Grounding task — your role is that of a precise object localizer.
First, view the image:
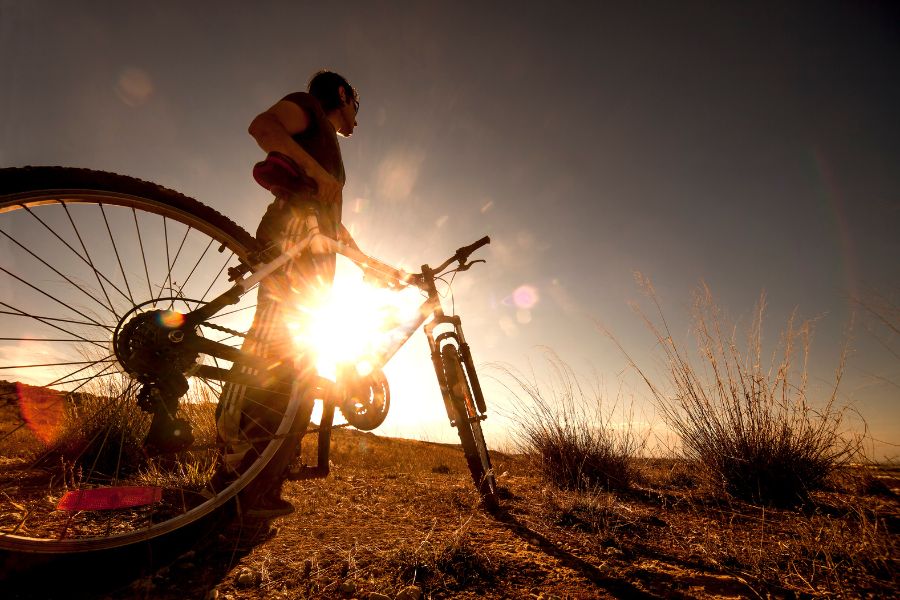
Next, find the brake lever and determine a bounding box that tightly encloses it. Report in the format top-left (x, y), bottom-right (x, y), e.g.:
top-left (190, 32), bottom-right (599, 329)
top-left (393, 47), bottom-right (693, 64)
top-left (457, 259), bottom-right (486, 272)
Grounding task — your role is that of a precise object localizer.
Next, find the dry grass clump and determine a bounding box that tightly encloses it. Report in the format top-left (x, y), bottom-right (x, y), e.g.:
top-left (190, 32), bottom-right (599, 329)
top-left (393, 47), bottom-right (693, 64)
top-left (688, 493), bottom-right (897, 596)
top-left (385, 523), bottom-right (502, 593)
top-left (625, 280), bottom-right (862, 507)
top-left (34, 378), bottom-right (148, 477)
top-left (32, 376), bottom-right (219, 488)
top-left (500, 355), bottom-right (643, 492)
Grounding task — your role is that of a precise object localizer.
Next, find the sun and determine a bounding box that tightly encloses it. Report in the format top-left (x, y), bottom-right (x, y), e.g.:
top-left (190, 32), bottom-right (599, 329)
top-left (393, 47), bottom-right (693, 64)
top-left (288, 259), bottom-right (425, 382)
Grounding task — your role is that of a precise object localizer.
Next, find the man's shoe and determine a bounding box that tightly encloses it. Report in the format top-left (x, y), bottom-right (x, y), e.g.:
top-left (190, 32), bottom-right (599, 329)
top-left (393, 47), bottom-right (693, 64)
top-left (245, 496), bottom-right (295, 519)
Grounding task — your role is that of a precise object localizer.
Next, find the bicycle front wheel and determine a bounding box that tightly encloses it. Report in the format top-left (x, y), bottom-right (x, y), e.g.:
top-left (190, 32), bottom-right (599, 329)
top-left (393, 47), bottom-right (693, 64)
top-left (440, 345), bottom-right (498, 508)
top-left (0, 167), bottom-right (298, 553)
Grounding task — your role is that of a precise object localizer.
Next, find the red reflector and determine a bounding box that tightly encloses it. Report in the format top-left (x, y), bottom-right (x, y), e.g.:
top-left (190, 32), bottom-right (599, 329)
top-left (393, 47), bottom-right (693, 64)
top-left (57, 487), bottom-right (163, 511)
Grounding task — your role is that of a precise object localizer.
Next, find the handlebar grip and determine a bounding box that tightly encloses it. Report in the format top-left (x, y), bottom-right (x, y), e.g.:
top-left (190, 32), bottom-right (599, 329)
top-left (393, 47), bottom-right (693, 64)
top-left (457, 236), bottom-right (491, 258)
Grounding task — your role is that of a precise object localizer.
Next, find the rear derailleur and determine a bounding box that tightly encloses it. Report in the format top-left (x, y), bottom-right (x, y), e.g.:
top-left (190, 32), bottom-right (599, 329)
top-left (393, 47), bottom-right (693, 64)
top-left (137, 377), bottom-right (194, 455)
top-left (114, 307), bottom-right (199, 454)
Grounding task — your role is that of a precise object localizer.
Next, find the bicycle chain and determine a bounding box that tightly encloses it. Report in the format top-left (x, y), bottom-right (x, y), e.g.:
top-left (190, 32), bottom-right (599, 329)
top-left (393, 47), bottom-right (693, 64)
top-left (200, 321), bottom-right (250, 340)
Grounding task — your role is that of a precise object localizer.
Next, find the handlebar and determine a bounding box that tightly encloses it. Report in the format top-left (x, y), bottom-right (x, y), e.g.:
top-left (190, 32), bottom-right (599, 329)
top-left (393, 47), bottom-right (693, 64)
top-left (432, 235), bottom-right (491, 275)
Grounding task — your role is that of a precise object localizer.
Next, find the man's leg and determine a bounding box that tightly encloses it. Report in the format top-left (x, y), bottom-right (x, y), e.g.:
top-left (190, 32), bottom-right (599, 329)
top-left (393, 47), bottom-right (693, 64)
top-left (238, 361), bottom-right (316, 517)
top-left (216, 197), bottom-right (325, 517)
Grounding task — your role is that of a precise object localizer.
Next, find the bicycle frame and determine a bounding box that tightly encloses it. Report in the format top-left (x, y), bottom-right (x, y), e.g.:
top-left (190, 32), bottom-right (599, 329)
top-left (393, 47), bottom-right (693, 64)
top-left (178, 211), bottom-right (490, 474)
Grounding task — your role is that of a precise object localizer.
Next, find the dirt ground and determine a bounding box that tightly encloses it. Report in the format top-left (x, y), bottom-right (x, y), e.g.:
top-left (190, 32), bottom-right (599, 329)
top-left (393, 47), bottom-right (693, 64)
top-left (4, 428), bottom-right (899, 599)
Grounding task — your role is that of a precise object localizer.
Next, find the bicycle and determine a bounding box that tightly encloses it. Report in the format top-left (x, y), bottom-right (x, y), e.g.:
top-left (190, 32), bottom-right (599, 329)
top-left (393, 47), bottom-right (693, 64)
top-left (0, 166), bottom-right (497, 556)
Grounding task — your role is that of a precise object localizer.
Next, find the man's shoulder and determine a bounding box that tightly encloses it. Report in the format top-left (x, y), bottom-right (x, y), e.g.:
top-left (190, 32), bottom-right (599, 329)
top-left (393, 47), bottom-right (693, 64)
top-left (280, 92), bottom-right (323, 116)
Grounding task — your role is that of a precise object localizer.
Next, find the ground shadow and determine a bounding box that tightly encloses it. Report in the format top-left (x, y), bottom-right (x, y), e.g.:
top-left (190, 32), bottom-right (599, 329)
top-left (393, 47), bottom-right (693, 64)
top-left (0, 508), bottom-right (275, 600)
top-left (489, 506), bottom-right (660, 599)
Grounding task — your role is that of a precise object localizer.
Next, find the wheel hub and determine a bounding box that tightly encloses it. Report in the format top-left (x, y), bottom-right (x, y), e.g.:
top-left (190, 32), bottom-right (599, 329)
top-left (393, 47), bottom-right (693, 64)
top-left (115, 309), bottom-right (198, 381)
top-left (114, 308), bottom-right (199, 453)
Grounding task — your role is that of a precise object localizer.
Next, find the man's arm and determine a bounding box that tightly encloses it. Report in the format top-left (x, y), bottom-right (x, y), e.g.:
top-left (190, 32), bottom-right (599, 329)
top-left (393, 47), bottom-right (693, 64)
top-left (337, 223), bottom-right (360, 251)
top-left (248, 100), bottom-right (342, 205)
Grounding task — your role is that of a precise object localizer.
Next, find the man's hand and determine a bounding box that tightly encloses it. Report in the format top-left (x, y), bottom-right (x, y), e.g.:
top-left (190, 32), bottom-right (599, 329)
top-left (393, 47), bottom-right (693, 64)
top-left (309, 163), bottom-right (343, 207)
top-left (249, 99), bottom-right (343, 206)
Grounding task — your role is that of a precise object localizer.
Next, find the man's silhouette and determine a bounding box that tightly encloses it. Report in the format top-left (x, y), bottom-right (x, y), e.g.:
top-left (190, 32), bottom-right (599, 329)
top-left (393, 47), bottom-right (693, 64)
top-left (216, 70), bottom-right (362, 517)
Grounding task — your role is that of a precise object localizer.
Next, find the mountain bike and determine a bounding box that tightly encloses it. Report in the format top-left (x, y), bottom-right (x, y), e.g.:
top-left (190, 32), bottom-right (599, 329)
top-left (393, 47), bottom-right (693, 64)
top-left (0, 166), bottom-right (497, 556)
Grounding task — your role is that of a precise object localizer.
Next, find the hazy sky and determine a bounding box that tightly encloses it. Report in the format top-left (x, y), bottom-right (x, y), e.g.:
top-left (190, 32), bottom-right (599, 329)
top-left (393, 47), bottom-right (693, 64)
top-left (2, 1), bottom-right (898, 457)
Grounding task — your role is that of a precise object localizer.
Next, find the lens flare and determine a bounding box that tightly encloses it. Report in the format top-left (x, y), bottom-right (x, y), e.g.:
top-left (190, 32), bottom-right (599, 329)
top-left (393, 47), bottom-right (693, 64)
top-left (290, 269), bottom-right (424, 381)
top-left (512, 284), bottom-right (539, 309)
top-left (157, 311), bottom-right (185, 329)
top-left (17, 383), bottom-right (66, 445)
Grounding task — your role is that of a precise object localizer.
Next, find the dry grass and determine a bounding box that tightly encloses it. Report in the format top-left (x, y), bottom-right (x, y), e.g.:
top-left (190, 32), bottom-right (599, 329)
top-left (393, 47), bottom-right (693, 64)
top-left (5, 427), bottom-right (897, 599)
top-left (4, 373), bottom-right (220, 492)
top-left (498, 355), bottom-right (644, 492)
top-left (620, 280), bottom-right (862, 506)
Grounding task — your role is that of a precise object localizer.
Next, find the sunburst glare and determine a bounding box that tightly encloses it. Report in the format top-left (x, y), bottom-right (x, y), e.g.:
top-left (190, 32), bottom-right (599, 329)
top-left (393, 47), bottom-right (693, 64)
top-left (289, 261), bottom-right (426, 381)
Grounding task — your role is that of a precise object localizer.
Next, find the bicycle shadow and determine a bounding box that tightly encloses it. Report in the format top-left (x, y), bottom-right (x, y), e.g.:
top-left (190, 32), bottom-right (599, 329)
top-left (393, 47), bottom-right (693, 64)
top-left (132, 515), bottom-right (275, 599)
top-left (488, 505), bottom-right (660, 599)
top-left (0, 510), bottom-right (269, 600)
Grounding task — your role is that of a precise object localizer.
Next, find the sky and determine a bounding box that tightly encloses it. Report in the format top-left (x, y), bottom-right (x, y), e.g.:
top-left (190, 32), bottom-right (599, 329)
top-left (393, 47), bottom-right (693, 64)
top-left (2, 1), bottom-right (898, 459)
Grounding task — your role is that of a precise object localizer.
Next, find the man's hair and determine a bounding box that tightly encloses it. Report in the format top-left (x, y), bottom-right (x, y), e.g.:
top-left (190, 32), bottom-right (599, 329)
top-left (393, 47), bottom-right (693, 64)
top-left (307, 70), bottom-right (356, 112)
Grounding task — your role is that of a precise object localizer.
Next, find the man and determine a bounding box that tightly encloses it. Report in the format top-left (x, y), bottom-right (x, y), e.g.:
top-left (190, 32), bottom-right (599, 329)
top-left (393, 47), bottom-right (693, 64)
top-left (216, 70), bottom-right (361, 518)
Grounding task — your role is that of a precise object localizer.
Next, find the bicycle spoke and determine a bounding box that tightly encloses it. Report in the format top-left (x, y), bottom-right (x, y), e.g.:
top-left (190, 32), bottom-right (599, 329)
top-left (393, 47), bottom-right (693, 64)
top-left (209, 304), bottom-right (256, 320)
top-left (166, 226), bottom-right (191, 310)
top-left (0, 168), bottom-right (278, 550)
top-left (133, 207), bottom-right (154, 305)
top-left (44, 354), bottom-right (116, 388)
top-left (158, 216), bottom-right (172, 304)
top-left (25, 372), bottom-right (124, 469)
top-left (0, 228), bottom-right (117, 319)
top-left (0, 420), bottom-right (27, 444)
top-left (0, 303), bottom-right (110, 355)
top-left (61, 201), bottom-right (121, 318)
top-left (0, 267), bottom-right (112, 332)
top-left (47, 367), bottom-right (120, 389)
top-left (0, 302), bottom-right (110, 350)
top-left (0, 359), bottom-right (115, 370)
top-left (99, 204), bottom-right (135, 312)
top-left (20, 204), bottom-right (132, 305)
top-left (199, 252), bottom-right (235, 302)
top-left (0, 337), bottom-right (108, 343)
top-left (174, 237), bottom-right (214, 302)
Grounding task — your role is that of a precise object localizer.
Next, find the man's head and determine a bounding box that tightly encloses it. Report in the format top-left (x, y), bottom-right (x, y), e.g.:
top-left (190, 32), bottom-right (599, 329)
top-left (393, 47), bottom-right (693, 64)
top-left (308, 70), bottom-right (358, 137)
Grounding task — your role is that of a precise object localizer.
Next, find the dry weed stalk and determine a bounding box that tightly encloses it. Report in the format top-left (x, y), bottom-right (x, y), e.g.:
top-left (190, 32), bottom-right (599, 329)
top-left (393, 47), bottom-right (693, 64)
top-left (498, 353), bottom-right (644, 492)
top-left (620, 277), bottom-right (862, 506)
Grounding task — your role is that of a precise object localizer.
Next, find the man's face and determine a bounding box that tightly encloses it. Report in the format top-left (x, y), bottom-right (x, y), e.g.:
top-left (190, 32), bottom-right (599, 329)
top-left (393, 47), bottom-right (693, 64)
top-left (336, 87), bottom-right (358, 137)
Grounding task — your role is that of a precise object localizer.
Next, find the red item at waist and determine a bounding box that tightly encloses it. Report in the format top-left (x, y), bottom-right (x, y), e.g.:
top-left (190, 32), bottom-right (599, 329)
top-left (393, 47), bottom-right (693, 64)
top-left (253, 152), bottom-right (316, 194)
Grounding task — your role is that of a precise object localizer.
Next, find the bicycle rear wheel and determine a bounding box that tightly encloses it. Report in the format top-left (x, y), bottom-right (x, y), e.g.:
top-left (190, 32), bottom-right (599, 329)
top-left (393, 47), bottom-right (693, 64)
top-left (0, 166), bottom-right (300, 553)
top-left (440, 345), bottom-right (498, 508)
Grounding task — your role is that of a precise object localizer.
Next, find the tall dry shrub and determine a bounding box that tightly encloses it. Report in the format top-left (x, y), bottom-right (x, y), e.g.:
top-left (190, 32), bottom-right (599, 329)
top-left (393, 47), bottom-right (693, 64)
top-left (500, 354), bottom-right (643, 491)
top-left (622, 279), bottom-right (861, 506)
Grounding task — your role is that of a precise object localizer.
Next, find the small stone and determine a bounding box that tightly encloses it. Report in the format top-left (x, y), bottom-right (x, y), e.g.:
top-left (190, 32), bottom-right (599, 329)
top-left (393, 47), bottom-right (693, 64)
top-left (207, 590), bottom-right (220, 600)
top-left (396, 585), bottom-right (422, 600)
top-left (236, 567), bottom-right (257, 587)
top-left (369, 593), bottom-right (391, 600)
top-left (339, 580), bottom-right (357, 594)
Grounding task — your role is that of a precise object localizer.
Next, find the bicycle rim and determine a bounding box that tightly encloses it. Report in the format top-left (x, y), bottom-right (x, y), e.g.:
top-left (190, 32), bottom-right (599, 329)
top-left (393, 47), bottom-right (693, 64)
top-left (0, 167), bottom-right (297, 553)
top-left (440, 345), bottom-right (497, 504)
